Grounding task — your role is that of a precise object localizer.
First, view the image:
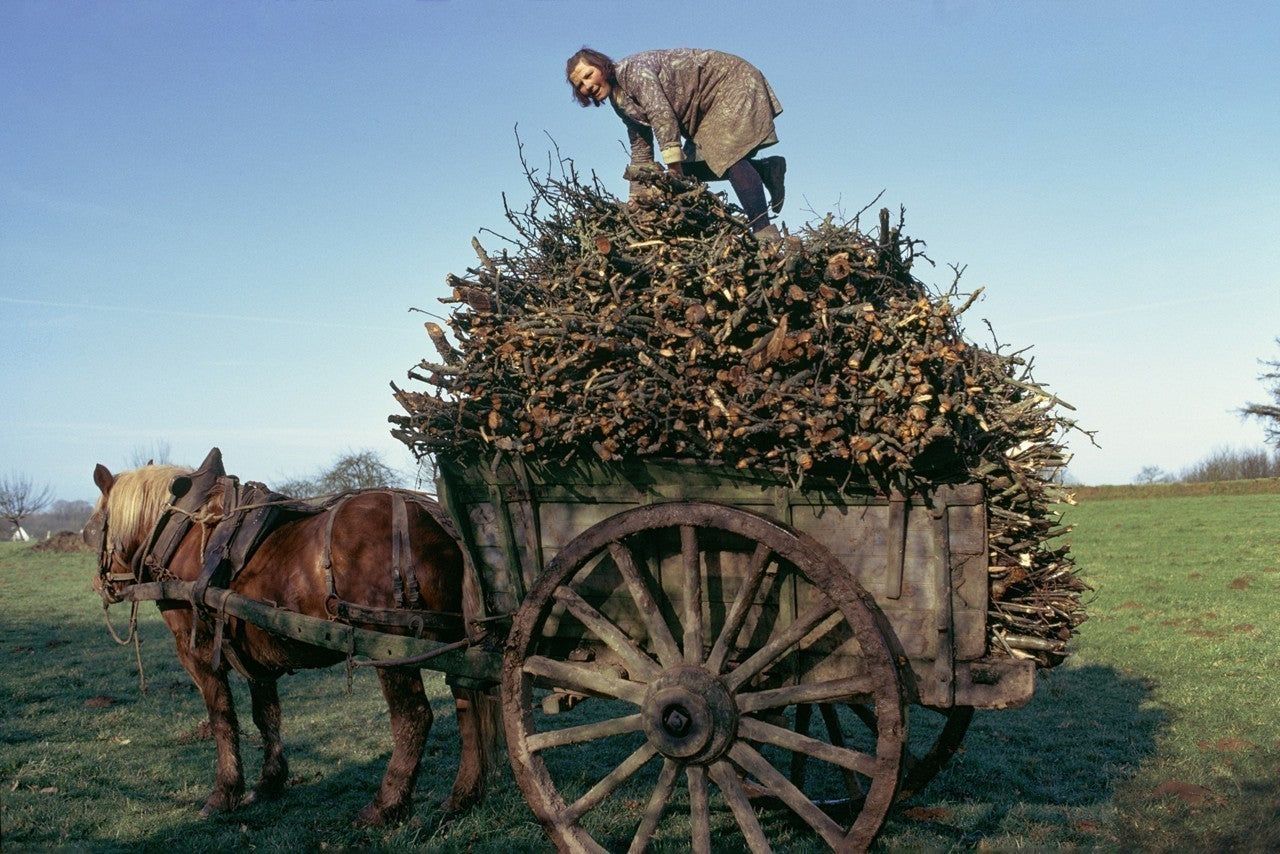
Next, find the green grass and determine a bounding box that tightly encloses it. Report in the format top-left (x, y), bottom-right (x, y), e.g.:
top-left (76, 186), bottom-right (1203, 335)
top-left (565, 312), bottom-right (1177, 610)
top-left (1, 489), bottom-right (1277, 851)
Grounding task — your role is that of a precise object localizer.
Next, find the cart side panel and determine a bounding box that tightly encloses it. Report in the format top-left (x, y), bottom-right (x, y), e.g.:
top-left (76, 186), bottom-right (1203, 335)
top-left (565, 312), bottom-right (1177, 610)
top-left (947, 501), bottom-right (988, 661)
top-left (463, 502), bottom-right (517, 612)
top-left (791, 502), bottom-right (947, 660)
top-left (438, 458), bottom-right (1006, 705)
top-left (436, 461), bottom-right (533, 619)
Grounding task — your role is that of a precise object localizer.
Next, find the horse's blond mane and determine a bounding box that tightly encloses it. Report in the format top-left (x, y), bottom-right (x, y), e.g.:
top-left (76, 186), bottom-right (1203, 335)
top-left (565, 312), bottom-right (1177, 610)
top-left (102, 464), bottom-right (193, 553)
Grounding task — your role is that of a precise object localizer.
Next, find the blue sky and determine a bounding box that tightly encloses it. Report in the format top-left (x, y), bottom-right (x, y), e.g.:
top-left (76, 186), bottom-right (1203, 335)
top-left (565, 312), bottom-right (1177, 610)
top-left (3, 0), bottom-right (1277, 500)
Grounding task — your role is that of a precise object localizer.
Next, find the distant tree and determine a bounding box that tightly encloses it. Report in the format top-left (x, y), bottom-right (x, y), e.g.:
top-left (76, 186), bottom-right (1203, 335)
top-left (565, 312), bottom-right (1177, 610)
top-left (275, 450), bottom-right (403, 497)
top-left (1242, 339), bottom-right (1280, 448)
top-left (1180, 446), bottom-right (1280, 483)
top-left (0, 473), bottom-right (54, 535)
top-left (1134, 465), bottom-right (1171, 485)
top-left (271, 475), bottom-right (319, 498)
top-left (414, 455), bottom-right (439, 492)
top-left (128, 439), bottom-right (173, 468)
top-left (317, 450), bottom-right (402, 492)
top-left (26, 499), bottom-right (97, 536)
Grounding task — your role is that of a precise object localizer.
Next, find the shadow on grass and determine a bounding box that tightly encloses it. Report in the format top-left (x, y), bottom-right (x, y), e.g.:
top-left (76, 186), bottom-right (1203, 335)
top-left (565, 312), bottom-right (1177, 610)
top-left (1195, 753), bottom-right (1280, 850)
top-left (881, 662), bottom-right (1166, 843)
top-left (9, 602), bottom-right (1271, 850)
top-left (2, 608), bottom-right (499, 850)
top-left (1112, 744), bottom-right (1280, 850)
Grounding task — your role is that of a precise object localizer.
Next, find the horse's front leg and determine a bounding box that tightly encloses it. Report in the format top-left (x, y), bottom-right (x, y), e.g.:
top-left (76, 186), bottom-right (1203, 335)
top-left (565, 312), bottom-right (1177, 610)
top-left (243, 676), bottom-right (288, 804)
top-left (162, 608), bottom-right (244, 815)
top-left (357, 665), bottom-right (432, 826)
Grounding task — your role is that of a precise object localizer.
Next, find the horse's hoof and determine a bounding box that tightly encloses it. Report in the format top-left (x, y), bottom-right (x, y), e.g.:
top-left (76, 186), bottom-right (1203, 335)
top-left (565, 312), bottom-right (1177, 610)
top-left (244, 778), bottom-right (286, 805)
top-left (440, 791), bottom-right (480, 815)
top-left (354, 801), bottom-right (409, 827)
top-left (199, 795), bottom-right (239, 816)
top-left (242, 787), bottom-right (278, 806)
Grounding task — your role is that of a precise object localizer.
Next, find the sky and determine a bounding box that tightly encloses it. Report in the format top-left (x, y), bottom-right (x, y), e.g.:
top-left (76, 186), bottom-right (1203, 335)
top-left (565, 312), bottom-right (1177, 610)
top-left (3, 0), bottom-right (1277, 501)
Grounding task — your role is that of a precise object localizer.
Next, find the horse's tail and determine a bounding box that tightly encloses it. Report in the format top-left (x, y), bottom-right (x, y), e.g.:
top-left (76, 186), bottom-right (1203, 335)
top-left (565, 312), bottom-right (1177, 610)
top-left (460, 552), bottom-right (504, 776)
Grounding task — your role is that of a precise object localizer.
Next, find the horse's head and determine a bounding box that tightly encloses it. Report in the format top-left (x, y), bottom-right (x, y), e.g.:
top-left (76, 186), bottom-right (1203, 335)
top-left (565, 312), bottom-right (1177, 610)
top-left (84, 460), bottom-right (195, 604)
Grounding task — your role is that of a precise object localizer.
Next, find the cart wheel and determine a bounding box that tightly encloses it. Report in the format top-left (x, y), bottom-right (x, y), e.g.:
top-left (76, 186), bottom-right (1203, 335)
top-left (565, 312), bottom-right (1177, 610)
top-left (502, 502), bottom-right (905, 852)
top-left (849, 704), bottom-right (973, 801)
top-left (781, 704), bottom-right (972, 804)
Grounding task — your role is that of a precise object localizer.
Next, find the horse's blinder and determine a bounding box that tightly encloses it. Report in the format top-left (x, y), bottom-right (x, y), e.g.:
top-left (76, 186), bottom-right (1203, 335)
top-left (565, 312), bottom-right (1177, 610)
top-left (86, 504), bottom-right (136, 604)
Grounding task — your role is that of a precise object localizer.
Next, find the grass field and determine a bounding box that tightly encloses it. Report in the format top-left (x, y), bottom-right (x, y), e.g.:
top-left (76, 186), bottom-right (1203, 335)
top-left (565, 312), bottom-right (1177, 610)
top-left (2, 487), bottom-right (1277, 850)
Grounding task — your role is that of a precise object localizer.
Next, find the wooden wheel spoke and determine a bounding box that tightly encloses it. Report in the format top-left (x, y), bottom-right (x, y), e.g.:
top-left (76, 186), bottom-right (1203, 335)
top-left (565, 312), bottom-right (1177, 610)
top-left (706, 542), bottom-right (773, 673)
top-left (820, 703), bottom-right (867, 801)
top-left (628, 758), bottom-right (681, 854)
top-left (789, 703), bottom-right (815, 787)
top-left (738, 715), bottom-right (878, 777)
top-left (820, 703), bottom-right (848, 749)
top-left (680, 525), bottom-right (704, 663)
top-left (522, 655), bottom-right (647, 705)
top-left (737, 677), bottom-right (867, 713)
top-left (552, 585), bottom-right (661, 682)
top-left (609, 541), bottom-right (682, 668)
top-left (688, 765), bottom-right (712, 854)
top-left (729, 742), bottom-right (846, 849)
top-left (849, 703), bottom-right (878, 734)
top-left (725, 601), bottom-right (842, 691)
top-left (708, 760), bottom-right (771, 854)
top-left (526, 713), bottom-right (644, 753)
top-left (564, 742), bottom-right (658, 824)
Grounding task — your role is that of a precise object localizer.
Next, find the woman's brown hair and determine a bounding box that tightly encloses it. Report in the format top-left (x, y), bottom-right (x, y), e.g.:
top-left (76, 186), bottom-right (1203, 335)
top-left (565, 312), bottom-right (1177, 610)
top-left (565, 47), bottom-right (616, 107)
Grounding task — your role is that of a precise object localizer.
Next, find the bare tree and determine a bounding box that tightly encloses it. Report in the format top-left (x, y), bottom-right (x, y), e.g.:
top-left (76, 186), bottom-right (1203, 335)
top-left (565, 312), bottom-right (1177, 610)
top-left (1134, 465), bottom-right (1171, 485)
top-left (274, 450), bottom-right (404, 497)
top-left (414, 455), bottom-right (439, 492)
top-left (25, 499), bottom-right (96, 536)
top-left (0, 473), bottom-right (54, 535)
top-left (128, 439), bottom-right (173, 468)
top-left (1242, 338), bottom-right (1280, 447)
top-left (317, 450), bottom-right (402, 492)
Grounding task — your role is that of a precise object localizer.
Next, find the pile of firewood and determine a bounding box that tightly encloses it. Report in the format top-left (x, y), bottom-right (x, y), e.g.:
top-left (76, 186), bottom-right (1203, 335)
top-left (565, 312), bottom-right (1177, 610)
top-left (391, 164), bottom-right (1089, 666)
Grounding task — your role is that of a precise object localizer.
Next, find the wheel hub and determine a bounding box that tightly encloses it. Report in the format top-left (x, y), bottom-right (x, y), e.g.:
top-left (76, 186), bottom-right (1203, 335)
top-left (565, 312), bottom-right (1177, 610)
top-left (642, 665), bottom-right (737, 763)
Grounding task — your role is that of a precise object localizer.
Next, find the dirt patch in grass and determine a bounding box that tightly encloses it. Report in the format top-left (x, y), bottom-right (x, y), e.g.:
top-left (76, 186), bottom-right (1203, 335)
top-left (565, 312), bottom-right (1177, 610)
top-left (177, 720), bottom-right (214, 742)
top-left (1150, 780), bottom-right (1224, 806)
top-left (1227, 577), bottom-right (1251, 589)
top-left (1197, 738), bottom-right (1254, 753)
top-left (30, 532), bottom-right (92, 554)
top-left (85, 695), bottom-right (117, 708)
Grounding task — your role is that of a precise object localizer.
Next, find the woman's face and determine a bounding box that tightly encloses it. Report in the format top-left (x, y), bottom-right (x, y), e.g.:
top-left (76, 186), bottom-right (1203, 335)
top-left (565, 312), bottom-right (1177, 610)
top-left (570, 60), bottom-right (611, 103)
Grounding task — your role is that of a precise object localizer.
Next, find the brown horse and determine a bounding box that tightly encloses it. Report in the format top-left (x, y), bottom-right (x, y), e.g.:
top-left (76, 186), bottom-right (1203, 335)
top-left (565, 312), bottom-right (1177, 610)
top-left (83, 450), bottom-right (497, 824)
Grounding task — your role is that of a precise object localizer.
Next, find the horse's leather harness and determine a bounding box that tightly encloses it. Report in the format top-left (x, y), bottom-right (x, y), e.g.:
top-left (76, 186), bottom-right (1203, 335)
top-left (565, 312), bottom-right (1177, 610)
top-left (109, 451), bottom-right (465, 662)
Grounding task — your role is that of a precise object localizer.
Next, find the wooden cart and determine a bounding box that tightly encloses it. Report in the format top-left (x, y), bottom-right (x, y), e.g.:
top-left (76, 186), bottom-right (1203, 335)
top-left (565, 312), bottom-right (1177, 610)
top-left (435, 455), bottom-right (1034, 851)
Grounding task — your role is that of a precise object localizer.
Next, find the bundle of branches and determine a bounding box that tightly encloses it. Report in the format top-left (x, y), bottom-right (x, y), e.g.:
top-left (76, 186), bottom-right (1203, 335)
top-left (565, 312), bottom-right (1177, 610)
top-left (391, 162), bottom-right (1089, 665)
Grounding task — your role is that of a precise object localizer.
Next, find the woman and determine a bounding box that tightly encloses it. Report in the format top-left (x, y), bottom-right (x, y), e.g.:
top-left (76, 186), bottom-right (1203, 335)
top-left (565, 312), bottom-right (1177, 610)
top-left (566, 47), bottom-right (787, 238)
